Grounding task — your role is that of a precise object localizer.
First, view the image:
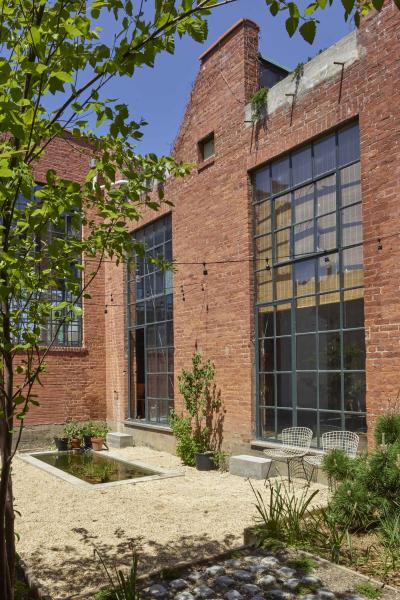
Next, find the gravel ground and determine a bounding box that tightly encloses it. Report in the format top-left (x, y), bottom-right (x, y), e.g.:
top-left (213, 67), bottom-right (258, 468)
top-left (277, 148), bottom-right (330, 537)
top-left (14, 446), bottom-right (327, 599)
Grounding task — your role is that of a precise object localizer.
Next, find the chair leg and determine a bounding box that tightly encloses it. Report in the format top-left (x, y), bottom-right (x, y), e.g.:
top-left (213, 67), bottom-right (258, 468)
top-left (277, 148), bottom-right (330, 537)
top-left (287, 459), bottom-right (291, 485)
top-left (265, 458), bottom-right (273, 482)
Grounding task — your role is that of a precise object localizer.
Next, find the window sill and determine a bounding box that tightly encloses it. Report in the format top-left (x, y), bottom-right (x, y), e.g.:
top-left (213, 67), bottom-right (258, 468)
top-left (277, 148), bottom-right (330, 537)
top-left (197, 156), bottom-right (215, 172)
top-left (250, 439), bottom-right (323, 455)
top-left (16, 345), bottom-right (88, 354)
top-left (124, 419), bottom-right (173, 434)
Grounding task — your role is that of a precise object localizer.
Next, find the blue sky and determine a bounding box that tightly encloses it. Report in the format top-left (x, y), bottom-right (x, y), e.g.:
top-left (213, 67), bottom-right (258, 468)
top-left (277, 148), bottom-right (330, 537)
top-left (104, 1), bottom-right (354, 156)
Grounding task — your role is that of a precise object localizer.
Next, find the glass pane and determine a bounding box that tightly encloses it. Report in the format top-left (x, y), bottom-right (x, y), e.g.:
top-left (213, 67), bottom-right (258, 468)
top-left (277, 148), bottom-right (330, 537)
top-left (256, 270), bottom-right (273, 303)
top-left (165, 241), bottom-right (172, 262)
top-left (276, 303), bottom-right (291, 336)
top-left (319, 331), bottom-right (341, 369)
top-left (297, 334), bottom-right (316, 370)
top-left (294, 184), bottom-right (314, 223)
top-left (255, 234), bottom-right (272, 269)
top-left (296, 297), bottom-right (316, 333)
top-left (343, 292), bottom-right (364, 329)
top-left (166, 294), bottom-right (173, 320)
top-left (320, 411), bottom-right (342, 436)
top-left (155, 297), bottom-right (165, 322)
top-left (168, 347), bottom-right (174, 372)
top-left (338, 123), bottom-right (359, 166)
top-left (294, 259), bottom-right (315, 297)
top-left (255, 200), bottom-right (272, 236)
top-left (156, 323), bottom-right (167, 346)
top-left (275, 228), bottom-right (290, 261)
top-left (259, 374), bottom-right (274, 406)
top-left (155, 271), bottom-right (164, 295)
top-left (344, 372), bottom-right (365, 412)
top-left (276, 337), bottom-right (291, 371)
top-left (294, 220), bottom-right (314, 256)
top-left (275, 265), bottom-right (292, 300)
top-left (318, 293), bottom-right (340, 330)
top-left (319, 253), bottom-right (339, 292)
top-left (341, 163), bottom-right (361, 207)
top-left (275, 193), bottom-right (291, 228)
top-left (147, 374), bottom-right (157, 397)
top-left (297, 372), bottom-right (317, 408)
top-left (277, 374), bottom-right (292, 407)
top-left (146, 300), bottom-right (155, 324)
top-left (258, 306), bottom-right (274, 338)
top-left (319, 372), bottom-right (341, 410)
top-left (254, 167), bottom-right (271, 202)
top-left (343, 330), bottom-right (365, 370)
top-left (260, 407), bottom-right (276, 438)
top-left (297, 410), bottom-right (317, 440)
top-left (165, 217), bottom-right (172, 241)
top-left (136, 302), bottom-right (145, 326)
top-left (342, 204), bottom-right (362, 246)
top-left (276, 410), bottom-right (293, 436)
top-left (316, 175), bottom-right (336, 215)
top-left (146, 324), bottom-right (156, 347)
top-left (166, 321), bottom-right (173, 345)
top-left (314, 134), bottom-right (336, 176)
top-left (272, 157), bottom-right (290, 194)
top-left (343, 246), bottom-right (363, 288)
top-left (168, 375), bottom-right (174, 399)
top-left (344, 413), bottom-right (367, 434)
top-left (317, 213), bottom-right (336, 251)
top-left (259, 339), bottom-right (274, 372)
top-left (292, 146), bottom-right (312, 186)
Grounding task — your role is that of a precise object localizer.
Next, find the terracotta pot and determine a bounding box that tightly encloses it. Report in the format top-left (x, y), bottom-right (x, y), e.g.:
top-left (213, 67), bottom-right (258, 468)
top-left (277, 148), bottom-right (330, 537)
top-left (70, 438), bottom-right (81, 449)
top-left (91, 437), bottom-right (105, 451)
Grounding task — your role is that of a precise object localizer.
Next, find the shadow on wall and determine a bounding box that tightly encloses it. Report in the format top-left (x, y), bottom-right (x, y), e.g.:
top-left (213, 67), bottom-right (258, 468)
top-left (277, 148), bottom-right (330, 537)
top-left (26, 527), bottom-right (237, 598)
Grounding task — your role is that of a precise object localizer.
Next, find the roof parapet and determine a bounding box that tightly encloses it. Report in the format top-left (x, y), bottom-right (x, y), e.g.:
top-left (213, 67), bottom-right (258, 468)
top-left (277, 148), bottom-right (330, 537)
top-left (198, 18), bottom-right (259, 62)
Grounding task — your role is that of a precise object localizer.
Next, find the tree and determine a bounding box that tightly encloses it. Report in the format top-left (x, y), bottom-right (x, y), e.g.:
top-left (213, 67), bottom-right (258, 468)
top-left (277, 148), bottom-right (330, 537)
top-left (0, 1), bottom-right (240, 598)
top-left (0, 0), bottom-right (398, 598)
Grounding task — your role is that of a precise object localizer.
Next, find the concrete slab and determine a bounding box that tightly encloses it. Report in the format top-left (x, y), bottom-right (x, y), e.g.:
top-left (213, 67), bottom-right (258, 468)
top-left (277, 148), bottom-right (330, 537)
top-left (107, 432), bottom-right (134, 448)
top-left (229, 454), bottom-right (271, 479)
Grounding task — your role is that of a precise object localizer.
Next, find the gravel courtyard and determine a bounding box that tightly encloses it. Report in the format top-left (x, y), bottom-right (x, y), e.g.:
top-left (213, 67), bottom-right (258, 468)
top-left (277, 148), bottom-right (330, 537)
top-left (14, 446), bottom-right (327, 599)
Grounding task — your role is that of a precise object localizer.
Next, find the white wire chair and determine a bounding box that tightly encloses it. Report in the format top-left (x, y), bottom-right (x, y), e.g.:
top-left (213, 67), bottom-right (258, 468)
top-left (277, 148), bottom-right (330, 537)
top-left (304, 430), bottom-right (360, 484)
top-left (263, 427), bottom-right (313, 483)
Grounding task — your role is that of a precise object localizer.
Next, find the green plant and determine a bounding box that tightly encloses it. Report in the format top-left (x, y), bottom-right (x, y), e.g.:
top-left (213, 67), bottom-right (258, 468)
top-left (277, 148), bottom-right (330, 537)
top-left (82, 462), bottom-right (115, 483)
top-left (91, 422), bottom-right (111, 439)
top-left (82, 422), bottom-right (95, 437)
top-left (322, 448), bottom-right (355, 483)
top-left (250, 87), bottom-right (268, 123)
top-left (306, 506), bottom-right (352, 563)
top-left (95, 546), bottom-right (139, 600)
top-left (355, 582), bottom-right (381, 599)
top-left (63, 422), bottom-right (82, 440)
top-left (295, 583), bottom-right (318, 595)
top-left (211, 450), bottom-right (229, 472)
top-left (170, 353), bottom-right (222, 466)
top-left (374, 410), bottom-right (400, 446)
top-left (286, 557), bottom-right (316, 573)
top-left (95, 588), bottom-right (116, 600)
top-left (250, 479), bottom-right (319, 547)
top-left (378, 510), bottom-right (400, 574)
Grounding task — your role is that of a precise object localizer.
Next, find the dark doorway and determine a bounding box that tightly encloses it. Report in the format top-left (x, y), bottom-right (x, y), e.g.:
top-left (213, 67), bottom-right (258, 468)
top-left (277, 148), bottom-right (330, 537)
top-left (135, 328), bottom-right (145, 419)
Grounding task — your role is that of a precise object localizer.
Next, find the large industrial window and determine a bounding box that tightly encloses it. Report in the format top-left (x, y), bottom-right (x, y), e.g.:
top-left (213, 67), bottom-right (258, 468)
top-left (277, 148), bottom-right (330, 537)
top-left (252, 122), bottom-right (366, 446)
top-left (127, 214), bottom-right (173, 424)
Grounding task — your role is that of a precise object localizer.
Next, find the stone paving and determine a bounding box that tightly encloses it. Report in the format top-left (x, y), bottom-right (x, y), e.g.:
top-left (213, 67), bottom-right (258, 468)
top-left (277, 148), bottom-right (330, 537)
top-left (141, 550), bottom-right (371, 600)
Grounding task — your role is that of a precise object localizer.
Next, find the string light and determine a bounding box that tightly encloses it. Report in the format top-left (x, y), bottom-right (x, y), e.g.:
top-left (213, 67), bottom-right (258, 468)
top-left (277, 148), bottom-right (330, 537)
top-left (377, 238), bottom-right (383, 251)
top-left (203, 262), bottom-right (208, 276)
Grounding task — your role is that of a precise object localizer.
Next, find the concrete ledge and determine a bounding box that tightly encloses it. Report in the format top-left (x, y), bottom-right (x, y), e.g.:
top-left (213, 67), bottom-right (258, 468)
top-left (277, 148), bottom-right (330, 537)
top-left (229, 454), bottom-right (271, 479)
top-left (107, 432), bottom-right (133, 448)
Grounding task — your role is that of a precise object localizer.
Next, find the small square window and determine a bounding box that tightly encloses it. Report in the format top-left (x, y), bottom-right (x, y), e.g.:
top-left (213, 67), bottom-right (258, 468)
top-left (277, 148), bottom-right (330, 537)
top-left (199, 134), bottom-right (215, 161)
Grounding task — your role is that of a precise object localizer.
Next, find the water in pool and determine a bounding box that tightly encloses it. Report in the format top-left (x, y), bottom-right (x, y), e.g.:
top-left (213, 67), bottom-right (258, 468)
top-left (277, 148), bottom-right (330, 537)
top-left (36, 451), bottom-right (157, 484)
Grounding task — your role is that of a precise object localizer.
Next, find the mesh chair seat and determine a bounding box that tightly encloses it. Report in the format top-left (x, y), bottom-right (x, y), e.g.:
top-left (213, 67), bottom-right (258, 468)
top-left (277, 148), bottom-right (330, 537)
top-left (264, 446), bottom-right (309, 460)
top-left (304, 454), bottom-right (323, 468)
top-left (263, 427), bottom-right (313, 483)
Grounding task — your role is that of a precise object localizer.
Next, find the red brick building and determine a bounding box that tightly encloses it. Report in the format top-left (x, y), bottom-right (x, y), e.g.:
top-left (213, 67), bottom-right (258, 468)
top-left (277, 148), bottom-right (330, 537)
top-left (25, 3), bottom-right (400, 453)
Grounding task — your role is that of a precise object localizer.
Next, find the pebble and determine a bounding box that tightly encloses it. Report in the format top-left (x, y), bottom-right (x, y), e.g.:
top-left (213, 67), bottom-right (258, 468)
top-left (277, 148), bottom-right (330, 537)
top-left (301, 575), bottom-right (322, 586)
top-left (283, 578), bottom-right (300, 591)
top-left (188, 572), bottom-right (203, 583)
top-left (241, 583), bottom-right (260, 595)
top-left (193, 586), bottom-right (215, 598)
top-left (170, 579), bottom-right (188, 591)
top-left (317, 591), bottom-right (336, 599)
top-left (249, 565), bottom-right (268, 574)
top-left (206, 565), bottom-right (225, 577)
top-left (215, 576), bottom-right (235, 589)
top-left (258, 575), bottom-right (276, 587)
top-left (276, 567), bottom-right (296, 578)
top-left (176, 594), bottom-right (195, 600)
top-left (225, 591), bottom-right (243, 600)
top-left (149, 584), bottom-right (168, 598)
top-left (225, 559), bottom-right (243, 568)
top-left (298, 595), bottom-right (320, 600)
top-left (252, 596), bottom-right (266, 600)
top-left (260, 557), bottom-right (279, 568)
top-left (266, 591), bottom-right (292, 600)
top-left (233, 570), bottom-right (253, 582)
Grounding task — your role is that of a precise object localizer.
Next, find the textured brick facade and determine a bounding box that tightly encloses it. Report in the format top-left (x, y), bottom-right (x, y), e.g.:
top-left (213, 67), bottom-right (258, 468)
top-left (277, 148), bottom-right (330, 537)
top-left (28, 3), bottom-right (400, 451)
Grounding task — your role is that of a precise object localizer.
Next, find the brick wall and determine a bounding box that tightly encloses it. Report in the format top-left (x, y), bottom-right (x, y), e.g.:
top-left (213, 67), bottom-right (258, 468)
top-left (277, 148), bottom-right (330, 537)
top-left (107, 5), bottom-right (400, 450)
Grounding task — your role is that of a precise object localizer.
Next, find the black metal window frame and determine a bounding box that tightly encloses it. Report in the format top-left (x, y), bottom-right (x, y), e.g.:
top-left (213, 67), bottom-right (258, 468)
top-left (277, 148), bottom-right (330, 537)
top-left (127, 214), bottom-right (174, 425)
top-left (252, 121), bottom-right (366, 447)
top-left (13, 187), bottom-right (82, 348)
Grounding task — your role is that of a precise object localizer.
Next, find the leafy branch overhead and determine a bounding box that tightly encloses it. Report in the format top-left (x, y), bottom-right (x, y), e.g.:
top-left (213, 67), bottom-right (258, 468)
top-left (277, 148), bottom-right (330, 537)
top-left (265, 0), bottom-right (400, 44)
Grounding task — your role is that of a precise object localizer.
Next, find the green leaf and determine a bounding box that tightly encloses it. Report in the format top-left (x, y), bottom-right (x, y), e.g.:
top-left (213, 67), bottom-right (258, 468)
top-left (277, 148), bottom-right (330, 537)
top-left (341, 0), bottom-right (355, 15)
top-left (371, 0), bottom-right (384, 9)
top-left (0, 166), bottom-right (13, 177)
top-left (299, 20), bottom-right (317, 44)
top-left (51, 71), bottom-right (74, 83)
top-left (285, 15), bottom-right (299, 37)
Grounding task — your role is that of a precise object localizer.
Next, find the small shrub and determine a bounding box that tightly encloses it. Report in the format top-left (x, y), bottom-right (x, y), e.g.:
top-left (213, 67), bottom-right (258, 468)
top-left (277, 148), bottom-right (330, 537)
top-left (355, 582), bottom-right (381, 599)
top-left (212, 450), bottom-right (229, 471)
top-left (306, 506), bottom-right (352, 563)
top-left (374, 411), bottom-right (400, 446)
top-left (378, 510), bottom-right (400, 573)
top-left (295, 583), bottom-right (318, 595)
top-left (329, 479), bottom-right (382, 531)
top-left (95, 546), bottom-right (139, 600)
top-left (322, 448), bottom-right (355, 483)
top-left (287, 557), bottom-right (316, 573)
top-left (95, 589), bottom-right (116, 600)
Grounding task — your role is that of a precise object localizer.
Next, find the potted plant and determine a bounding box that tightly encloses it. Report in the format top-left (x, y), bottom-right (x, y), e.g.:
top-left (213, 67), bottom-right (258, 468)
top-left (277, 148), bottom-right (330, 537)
top-left (54, 434), bottom-right (69, 451)
top-left (90, 422), bottom-right (110, 451)
top-left (170, 353), bottom-right (224, 471)
top-left (64, 422), bottom-right (82, 450)
top-left (81, 422), bottom-right (94, 450)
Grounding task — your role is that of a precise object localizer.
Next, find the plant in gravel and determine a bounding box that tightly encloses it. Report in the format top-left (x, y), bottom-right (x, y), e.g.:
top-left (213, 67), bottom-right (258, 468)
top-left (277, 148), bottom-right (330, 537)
top-left (295, 582), bottom-right (318, 595)
top-left (287, 557), bottom-right (316, 573)
top-left (322, 448), bottom-right (355, 483)
top-left (212, 450), bottom-right (229, 472)
top-left (250, 479), bottom-right (319, 547)
top-left (95, 546), bottom-right (139, 600)
top-left (378, 510), bottom-right (400, 575)
top-left (170, 353), bottom-right (223, 466)
top-left (305, 507), bottom-right (352, 563)
top-left (355, 582), bottom-right (382, 599)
